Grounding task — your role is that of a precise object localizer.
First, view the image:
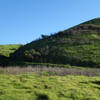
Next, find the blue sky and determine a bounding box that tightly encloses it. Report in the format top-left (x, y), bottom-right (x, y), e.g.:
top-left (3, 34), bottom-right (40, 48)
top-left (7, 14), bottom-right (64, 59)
top-left (0, 0), bottom-right (100, 44)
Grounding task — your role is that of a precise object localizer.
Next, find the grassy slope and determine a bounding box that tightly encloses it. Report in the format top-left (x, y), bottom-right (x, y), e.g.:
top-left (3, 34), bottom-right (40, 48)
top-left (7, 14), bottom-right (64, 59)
top-left (11, 18), bottom-right (100, 67)
top-left (0, 74), bottom-right (100, 100)
top-left (0, 44), bottom-right (22, 57)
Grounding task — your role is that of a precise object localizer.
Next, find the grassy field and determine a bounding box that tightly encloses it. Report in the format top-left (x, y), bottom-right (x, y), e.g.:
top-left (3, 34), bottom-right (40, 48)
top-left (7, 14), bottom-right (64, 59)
top-left (0, 67), bottom-right (100, 100)
top-left (0, 44), bottom-right (22, 57)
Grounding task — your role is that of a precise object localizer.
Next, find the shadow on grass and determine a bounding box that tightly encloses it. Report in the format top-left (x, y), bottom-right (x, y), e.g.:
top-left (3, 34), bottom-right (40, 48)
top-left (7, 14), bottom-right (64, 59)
top-left (94, 86), bottom-right (100, 90)
top-left (92, 81), bottom-right (100, 85)
top-left (79, 82), bottom-right (88, 84)
top-left (36, 94), bottom-right (49, 100)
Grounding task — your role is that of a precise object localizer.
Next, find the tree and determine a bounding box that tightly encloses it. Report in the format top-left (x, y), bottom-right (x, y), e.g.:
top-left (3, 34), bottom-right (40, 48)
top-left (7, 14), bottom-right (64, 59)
top-left (24, 49), bottom-right (40, 62)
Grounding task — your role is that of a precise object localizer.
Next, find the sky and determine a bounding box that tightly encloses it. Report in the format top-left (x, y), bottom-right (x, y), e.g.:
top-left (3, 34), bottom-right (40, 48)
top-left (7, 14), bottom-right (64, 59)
top-left (0, 0), bottom-right (100, 44)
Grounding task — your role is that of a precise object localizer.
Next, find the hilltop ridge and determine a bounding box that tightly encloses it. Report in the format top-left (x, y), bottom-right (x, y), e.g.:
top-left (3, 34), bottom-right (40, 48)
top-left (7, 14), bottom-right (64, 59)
top-left (83, 17), bottom-right (100, 25)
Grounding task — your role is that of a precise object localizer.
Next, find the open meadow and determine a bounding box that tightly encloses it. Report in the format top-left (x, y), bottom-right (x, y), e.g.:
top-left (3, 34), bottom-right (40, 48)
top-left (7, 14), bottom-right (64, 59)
top-left (0, 66), bottom-right (100, 100)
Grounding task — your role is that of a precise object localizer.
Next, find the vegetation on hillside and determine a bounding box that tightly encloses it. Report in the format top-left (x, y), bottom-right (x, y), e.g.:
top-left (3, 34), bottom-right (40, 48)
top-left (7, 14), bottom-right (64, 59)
top-left (0, 18), bottom-right (100, 67)
top-left (0, 44), bottom-right (23, 66)
top-left (0, 44), bottom-right (22, 57)
top-left (84, 18), bottom-right (100, 25)
top-left (10, 18), bottom-right (100, 67)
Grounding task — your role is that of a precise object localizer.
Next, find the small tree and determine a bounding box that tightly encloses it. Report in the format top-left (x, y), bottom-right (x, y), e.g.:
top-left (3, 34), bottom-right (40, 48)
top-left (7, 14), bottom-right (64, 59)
top-left (41, 34), bottom-right (49, 39)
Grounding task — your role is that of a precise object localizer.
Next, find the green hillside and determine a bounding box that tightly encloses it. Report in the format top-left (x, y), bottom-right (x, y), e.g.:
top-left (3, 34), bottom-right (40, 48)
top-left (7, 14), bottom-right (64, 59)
top-left (0, 44), bottom-right (22, 57)
top-left (0, 44), bottom-right (23, 66)
top-left (11, 18), bottom-right (100, 67)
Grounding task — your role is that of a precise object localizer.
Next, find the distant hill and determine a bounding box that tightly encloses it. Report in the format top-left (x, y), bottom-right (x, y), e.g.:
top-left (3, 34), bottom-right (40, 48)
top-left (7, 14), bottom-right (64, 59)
top-left (0, 44), bottom-right (23, 66)
top-left (7, 18), bottom-right (100, 67)
top-left (0, 44), bottom-right (23, 57)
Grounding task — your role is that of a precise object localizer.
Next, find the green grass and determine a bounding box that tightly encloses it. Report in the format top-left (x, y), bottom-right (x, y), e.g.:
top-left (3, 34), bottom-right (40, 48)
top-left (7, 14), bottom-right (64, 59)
top-left (0, 44), bottom-right (22, 57)
top-left (0, 74), bottom-right (100, 100)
